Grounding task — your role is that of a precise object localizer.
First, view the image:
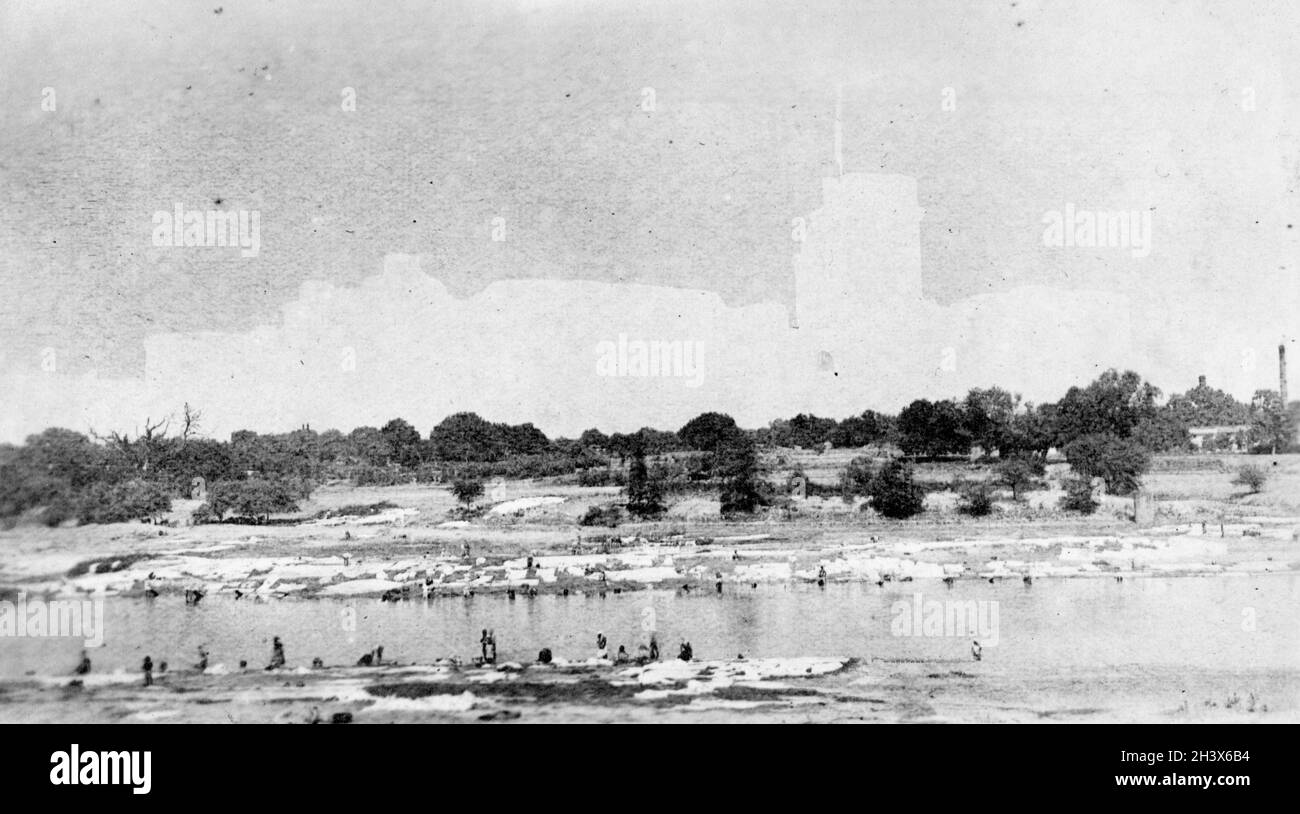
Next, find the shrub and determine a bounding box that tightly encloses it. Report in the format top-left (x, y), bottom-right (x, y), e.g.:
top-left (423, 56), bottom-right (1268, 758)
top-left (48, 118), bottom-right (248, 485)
top-left (866, 459), bottom-right (926, 519)
top-left (1232, 464), bottom-right (1268, 494)
top-left (1059, 477), bottom-right (1098, 514)
top-left (191, 502), bottom-right (216, 525)
top-left (42, 494), bottom-right (79, 527)
top-left (957, 480), bottom-right (996, 517)
top-left (447, 504), bottom-right (486, 521)
top-left (580, 504), bottom-right (623, 527)
top-left (76, 480), bottom-right (172, 525)
top-left (207, 478), bottom-right (300, 523)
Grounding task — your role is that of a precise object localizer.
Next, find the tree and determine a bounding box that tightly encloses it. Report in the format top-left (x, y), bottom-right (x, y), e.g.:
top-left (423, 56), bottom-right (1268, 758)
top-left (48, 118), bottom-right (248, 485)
top-left (1053, 369), bottom-right (1161, 446)
top-left (1132, 410), bottom-right (1190, 453)
top-left (19, 428), bottom-right (105, 490)
top-left (678, 412), bottom-right (740, 453)
top-left (429, 413), bottom-right (503, 462)
top-left (605, 432), bottom-right (642, 462)
top-left (207, 479), bottom-right (300, 523)
top-left (830, 410), bottom-right (893, 448)
top-left (632, 427), bottom-right (683, 455)
top-left (718, 436), bottom-right (764, 516)
top-left (427, 413), bottom-right (551, 462)
top-left (1166, 381), bottom-right (1250, 426)
top-left (578, 428), bottom-right (610, 451)
top-left (380, 418), bottom-right (424, 467)
top-left (963, 387), bottom-right (1019, 455)
top-left (498, 422), bottom-right (552, 457)
top-left (625, 446), bottom-right (665, 518)
top-left (158, 438), bottom-right (237, 494)
top-left (1002, 403), bottom-right (1058, 458)
top-left (1062, 434), bottom-right (1151, 496)
top-left (839, 455), bottom-right (875, 498)
top-left (94, 416), bottom-right (172, 477)
top-left (1232, 464), bottom-right (1268, 494)
top-left (1248, 390), bottom-right (1295, 453)
top-left (867, 459), bottom-right (926, 519)
top-left (451, 478), bottom-right (485, 505)
top-left (771, 413), bottom-right (838, 449)
top-left (996, 454), bottom-right (1044, 500)
top-left (896, 399), bottom-right (969, 457)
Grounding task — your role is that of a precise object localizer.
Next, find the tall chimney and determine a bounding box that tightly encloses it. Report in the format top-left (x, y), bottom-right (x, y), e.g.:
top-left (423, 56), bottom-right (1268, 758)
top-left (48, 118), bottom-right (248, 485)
top-left (1281, 344), bottom-right (1289, 406)
top-left (1198, 374), bottom-right (1206, 389)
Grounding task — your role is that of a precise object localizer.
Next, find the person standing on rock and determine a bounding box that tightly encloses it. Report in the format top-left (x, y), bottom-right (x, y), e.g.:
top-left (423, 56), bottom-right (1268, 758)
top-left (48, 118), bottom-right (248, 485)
top-left (74, 650), bottom-right (91, 675)
top-left (142, 655), bottom-right (154, 687)
top-left (487, 630), bottom-right (497, 664)
top-left (595, 631), bottom-right (608, 660)
top-left (480, 629), bottom-right (490, 662)
top-left (649, 634), bottom-right (660, 661)
top-left (971, 640), bottom-right (982, 662)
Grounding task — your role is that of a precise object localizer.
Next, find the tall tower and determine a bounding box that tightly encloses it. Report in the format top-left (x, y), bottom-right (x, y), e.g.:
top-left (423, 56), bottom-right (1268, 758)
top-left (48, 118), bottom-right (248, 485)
top-left (1280, 343), bottom-right (1289, 406)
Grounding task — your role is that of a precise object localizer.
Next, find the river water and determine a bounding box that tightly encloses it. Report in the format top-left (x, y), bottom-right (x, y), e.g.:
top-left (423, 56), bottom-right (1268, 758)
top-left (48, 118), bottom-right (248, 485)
top-left (3, 574), bottom-right (1297, 680)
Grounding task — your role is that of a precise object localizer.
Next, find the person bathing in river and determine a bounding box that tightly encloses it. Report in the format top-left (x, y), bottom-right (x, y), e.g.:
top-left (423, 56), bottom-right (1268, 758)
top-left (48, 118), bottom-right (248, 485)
top-left (649, 635), bottom-right (660, 661)
top-left (196, 645), bottom-right (209, 672)
top-left (267, 636), bottom-right (286, 670)
top-left (487, 631), bottom-right (497, 664)
top-left (480, 629), bottom-right (490, 662)
top-left (74, 650), bottom-right (91, 675)
top-left (678, 641), bottom-right (693, 662)
top-left (595, 631), bottom-right (608, 660)
top-left (141, 655), bottom-right (153, 687)
top-left (615, 645), bottom-right (630, 664)
top-left (971, 640), bottom-right (982, 662)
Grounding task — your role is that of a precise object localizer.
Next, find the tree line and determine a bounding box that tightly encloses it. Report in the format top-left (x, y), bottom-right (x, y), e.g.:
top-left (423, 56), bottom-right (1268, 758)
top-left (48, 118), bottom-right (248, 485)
top-left (1, 370), bottom-right (1294, 527)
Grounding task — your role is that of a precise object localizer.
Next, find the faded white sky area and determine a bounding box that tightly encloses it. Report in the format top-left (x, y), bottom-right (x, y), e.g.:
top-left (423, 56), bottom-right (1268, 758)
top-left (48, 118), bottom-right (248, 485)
top-left (1, 0), bottom-right (1298, 440)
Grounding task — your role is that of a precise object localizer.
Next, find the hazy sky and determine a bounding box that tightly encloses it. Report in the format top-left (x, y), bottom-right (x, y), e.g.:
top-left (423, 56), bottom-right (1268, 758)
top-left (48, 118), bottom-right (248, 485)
top-left (2, 0), bottom-right (1298, 441)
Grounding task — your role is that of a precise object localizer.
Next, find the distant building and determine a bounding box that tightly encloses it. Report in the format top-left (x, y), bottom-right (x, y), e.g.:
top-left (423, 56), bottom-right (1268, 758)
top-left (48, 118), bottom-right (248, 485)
top-left (1187, 425), bottom-right (1252, 452)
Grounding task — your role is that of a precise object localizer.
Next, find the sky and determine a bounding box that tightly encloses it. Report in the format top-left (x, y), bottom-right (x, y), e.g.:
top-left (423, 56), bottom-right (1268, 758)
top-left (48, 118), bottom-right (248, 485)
top-left (1, 0), bottom-right (1298, 442)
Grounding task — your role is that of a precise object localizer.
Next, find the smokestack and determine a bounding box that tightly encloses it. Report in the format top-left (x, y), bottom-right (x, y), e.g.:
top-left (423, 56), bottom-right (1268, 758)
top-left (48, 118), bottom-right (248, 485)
top-left (1281, 344), bottom-right (1289, 406)
top-left (1198, 374), bottom-right (1206, 389)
